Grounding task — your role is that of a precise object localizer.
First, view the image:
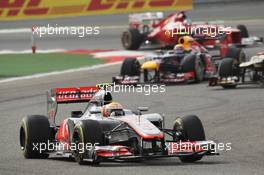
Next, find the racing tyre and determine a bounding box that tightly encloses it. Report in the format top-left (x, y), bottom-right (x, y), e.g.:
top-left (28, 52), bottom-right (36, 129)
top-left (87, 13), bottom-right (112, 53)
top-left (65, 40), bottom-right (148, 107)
top-left (194, 57), bottom-right (205, 82)
top-left (73, 120), bottom-right (103, 165)
top-left (122, 29), bottom-right (143, 50)
top-left (181, 54), bottom-right (196, 72)
top-left (237, 24), bottom-right (249, 38)
top-left (218, 58), bottom-right (237, 89)
top-left (173, 115), bottom-right (205, 162)
top-left (225, 46), bottom-right (246, 64)
top-left (120, 58), bottom-right (141, 76)
top-left (181, 54), bottom-right (204, 82)
top-left (20, 115), bottom-right (50, 159)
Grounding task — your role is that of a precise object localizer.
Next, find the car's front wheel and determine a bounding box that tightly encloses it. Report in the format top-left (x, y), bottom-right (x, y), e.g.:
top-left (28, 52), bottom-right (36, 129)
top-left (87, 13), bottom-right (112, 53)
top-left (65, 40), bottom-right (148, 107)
top-left (173, 115), bottom-right (205, 162)
top-left (72, 120), bottom-right (103, 165)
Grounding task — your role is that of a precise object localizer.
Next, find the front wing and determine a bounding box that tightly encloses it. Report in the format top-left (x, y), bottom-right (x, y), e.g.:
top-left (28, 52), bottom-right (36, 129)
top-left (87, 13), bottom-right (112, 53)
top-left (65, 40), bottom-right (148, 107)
top-left (85, 140), bottom-right (218, 162)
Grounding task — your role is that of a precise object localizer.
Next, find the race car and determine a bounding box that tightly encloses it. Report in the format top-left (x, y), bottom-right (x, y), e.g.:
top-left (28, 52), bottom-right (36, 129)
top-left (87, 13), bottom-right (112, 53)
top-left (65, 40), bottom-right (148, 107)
top-left (113, 36), bottom-right (246, 85)
top-left (19, 86), bottom-right (218, 165)
top-left (209, 52), bottom-right (264, 88)
top-left (121, 11), bottom-right (263, 50)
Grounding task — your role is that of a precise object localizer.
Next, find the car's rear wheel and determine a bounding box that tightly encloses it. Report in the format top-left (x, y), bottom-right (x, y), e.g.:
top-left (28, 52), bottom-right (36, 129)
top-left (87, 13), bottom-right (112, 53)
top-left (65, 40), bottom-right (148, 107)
top-left (120, 58), bottom-right (141, 77)
top-left (195, 57), bottom-right (205, 82)
top-left (237, 24), bottom-right (249, 38)
top-left (181, 54), bottom-right (204, 83)
top-left (173, 115), bottom-right (205, 162)
top-left (73, 120), bottom-right (103, 165)
top-left (20, 115), bottom-right (50, 159)
top-left (225, 46), bottom-right (246, 64)
top-left (122, 29), bottom-right (143, 50)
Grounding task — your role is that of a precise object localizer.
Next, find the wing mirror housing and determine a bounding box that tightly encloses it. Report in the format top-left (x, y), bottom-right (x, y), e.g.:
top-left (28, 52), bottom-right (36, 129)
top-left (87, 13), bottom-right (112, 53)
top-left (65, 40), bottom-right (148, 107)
top-left (137, 106), bottom-right (149, 112)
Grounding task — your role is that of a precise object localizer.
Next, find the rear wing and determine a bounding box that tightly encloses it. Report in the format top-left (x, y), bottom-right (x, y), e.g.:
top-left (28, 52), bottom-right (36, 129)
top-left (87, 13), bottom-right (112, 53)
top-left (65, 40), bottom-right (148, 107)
top-left (47, 86), bottom-right (98, 125)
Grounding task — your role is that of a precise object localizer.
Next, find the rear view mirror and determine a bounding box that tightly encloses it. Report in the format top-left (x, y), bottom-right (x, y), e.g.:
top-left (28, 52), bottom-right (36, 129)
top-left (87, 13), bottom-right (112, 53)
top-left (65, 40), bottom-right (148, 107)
top-left (137, 107), bottom-right (149, 112)
top-left (71, 111), bottom-right (83, 118)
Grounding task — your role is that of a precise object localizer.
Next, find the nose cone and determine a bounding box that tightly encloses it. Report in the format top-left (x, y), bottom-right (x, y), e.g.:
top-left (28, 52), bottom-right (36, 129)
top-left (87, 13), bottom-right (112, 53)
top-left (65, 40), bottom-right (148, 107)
top-left (141, 60), bottom-right (158, 70)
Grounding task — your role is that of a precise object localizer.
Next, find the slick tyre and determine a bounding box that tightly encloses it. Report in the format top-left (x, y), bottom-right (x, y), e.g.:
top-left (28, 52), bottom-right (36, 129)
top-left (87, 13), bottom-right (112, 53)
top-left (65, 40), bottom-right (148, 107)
top-left (225, 46), bottom-right (246, 64)
top-left (73, 120), bottom-right (103, 165)
top-left (120, 58), bottom-right (141, 76)
top-left (173, 115), bottom-right (205, 163)
top-left (218, 58), bottom-right (237, 89)
top-left (20, 115), bottom-right (50, 159)
top-left (194, 57), bottom-right (205, 82)
top-left (181, 54), bottom-right (204, 82)
top-left (122, 29), bottom-right (143, 50)
top-left (237, 24), bottom-right (249, 38)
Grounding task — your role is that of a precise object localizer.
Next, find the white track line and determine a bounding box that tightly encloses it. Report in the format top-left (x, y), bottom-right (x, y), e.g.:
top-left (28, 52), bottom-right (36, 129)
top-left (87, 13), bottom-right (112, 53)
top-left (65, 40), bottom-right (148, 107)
top-left (0, 49), bottom-right (65, 54)
top-left (0, 61), bottom-right (123, 84)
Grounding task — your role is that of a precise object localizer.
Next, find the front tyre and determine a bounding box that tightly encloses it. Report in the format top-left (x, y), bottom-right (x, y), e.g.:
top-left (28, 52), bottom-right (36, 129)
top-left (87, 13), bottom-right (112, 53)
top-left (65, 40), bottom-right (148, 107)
top-left (20, 115), bottom-right (50, 159)
top-left (173, 115), bottom-right (205, 162)
top-left (218, 58), bottom-right (238, 89)
top-left (72, 120), bottom-right (103, 165)
top-left (120, 58), bottom-right (141, 77)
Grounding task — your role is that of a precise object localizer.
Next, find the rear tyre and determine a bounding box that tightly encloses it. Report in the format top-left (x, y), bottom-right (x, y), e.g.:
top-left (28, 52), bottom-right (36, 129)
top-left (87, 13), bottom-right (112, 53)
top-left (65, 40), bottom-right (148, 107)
top-left (173, 115), bottom-right (205, 162)
top-left (194, 57), bottom-right (205, 82)
top-left (237, 24), bottom-right (249, 38)
top-left (181, 54), bottom-right (204, 83)
top-left (20, 115), bottom-right (50, 159)
top-left (225, 46), bottom-right (246, 64)
top-left (218, 58), bottom-right (237, 89)
top-left (122, 29), bottom-right (143, 50)
top-left (73, 120), bottom-right (103, 165)
top-left (120, 58), bottom-right (141, 76)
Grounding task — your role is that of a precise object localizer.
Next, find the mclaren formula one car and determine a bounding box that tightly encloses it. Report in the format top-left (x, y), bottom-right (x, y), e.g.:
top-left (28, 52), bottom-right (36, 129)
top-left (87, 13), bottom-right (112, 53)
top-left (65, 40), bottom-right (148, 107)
top-left (209, 52), bottom-right (264, 88)
top-left (19, 86), bottom-right (218, 165)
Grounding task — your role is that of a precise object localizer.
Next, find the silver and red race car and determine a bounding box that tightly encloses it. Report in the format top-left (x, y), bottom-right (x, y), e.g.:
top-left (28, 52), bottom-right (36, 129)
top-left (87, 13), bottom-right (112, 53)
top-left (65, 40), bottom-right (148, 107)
top-left (19, 86), bottom-right (218, 165)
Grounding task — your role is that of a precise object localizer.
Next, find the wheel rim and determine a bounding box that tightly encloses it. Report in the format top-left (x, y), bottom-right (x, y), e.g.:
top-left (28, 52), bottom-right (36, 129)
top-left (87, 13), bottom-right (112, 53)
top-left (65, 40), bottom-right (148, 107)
top-left (20, 127), bottom-right (26, 151)
top-left (122, 32), bottom-right (131, 48)
top-left (73, 128), bottom-right (84, 163)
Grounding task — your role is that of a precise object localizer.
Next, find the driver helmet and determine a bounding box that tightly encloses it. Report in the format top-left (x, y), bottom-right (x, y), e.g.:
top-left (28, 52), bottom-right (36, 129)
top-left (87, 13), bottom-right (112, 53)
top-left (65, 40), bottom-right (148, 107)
top-left (173, 44), bottom-right (185, 58)
top-left (101, 102), bottom-right (124, 117)
top-left (179, 36), bottom-right (194, 51)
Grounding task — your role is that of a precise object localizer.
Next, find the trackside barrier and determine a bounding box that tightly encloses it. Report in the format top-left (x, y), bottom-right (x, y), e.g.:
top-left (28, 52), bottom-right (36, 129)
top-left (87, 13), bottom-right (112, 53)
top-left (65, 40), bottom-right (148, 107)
top-left (0, 0), bottom-right (192, 21)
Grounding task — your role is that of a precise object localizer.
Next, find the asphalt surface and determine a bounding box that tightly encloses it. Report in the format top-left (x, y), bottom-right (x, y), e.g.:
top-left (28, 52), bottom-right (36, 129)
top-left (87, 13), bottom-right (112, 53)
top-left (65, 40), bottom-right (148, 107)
top-left (0, 2), bottom-right (264, 175)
